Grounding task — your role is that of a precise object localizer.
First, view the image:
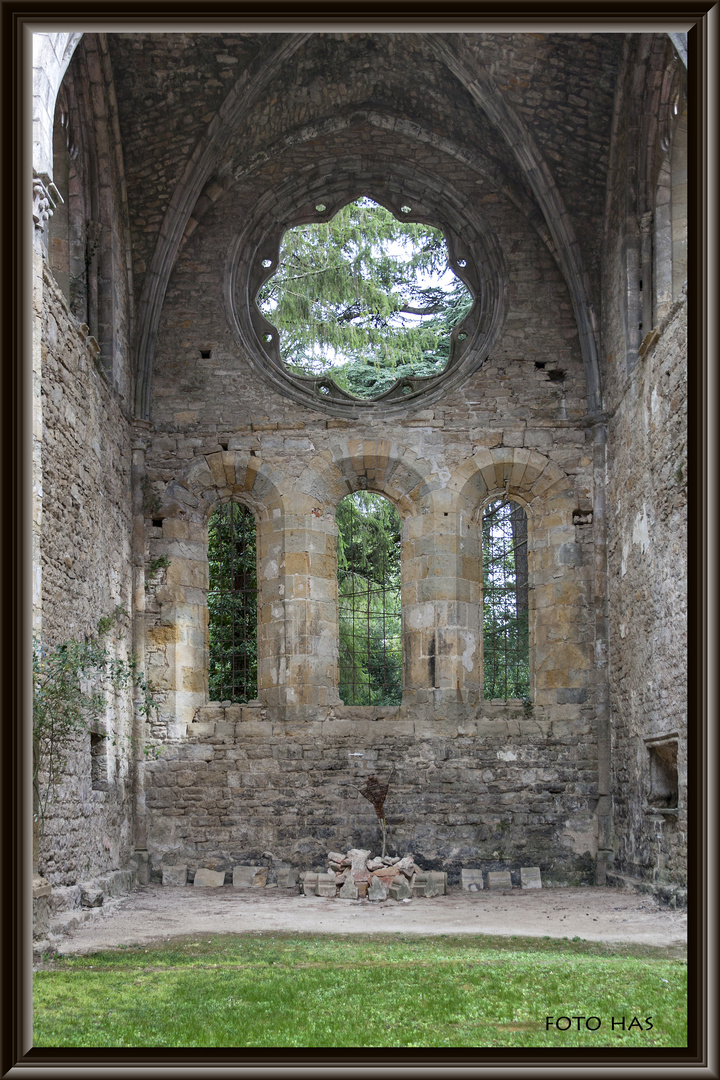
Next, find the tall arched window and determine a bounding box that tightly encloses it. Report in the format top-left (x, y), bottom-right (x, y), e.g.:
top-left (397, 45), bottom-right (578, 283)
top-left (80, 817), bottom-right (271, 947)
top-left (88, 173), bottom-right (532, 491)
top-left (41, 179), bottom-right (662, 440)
top-left (207, 501), bottom-right (258, 703)
top-left (482, 498), bottom-right (530, 700)
top-left (336, 492), bottom-right (402, 705)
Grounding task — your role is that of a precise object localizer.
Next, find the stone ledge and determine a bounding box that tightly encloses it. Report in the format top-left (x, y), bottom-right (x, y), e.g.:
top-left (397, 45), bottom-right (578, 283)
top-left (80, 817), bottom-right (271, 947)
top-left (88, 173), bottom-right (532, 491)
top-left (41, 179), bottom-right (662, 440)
top-left (606, 871), bottom-right (687, 909)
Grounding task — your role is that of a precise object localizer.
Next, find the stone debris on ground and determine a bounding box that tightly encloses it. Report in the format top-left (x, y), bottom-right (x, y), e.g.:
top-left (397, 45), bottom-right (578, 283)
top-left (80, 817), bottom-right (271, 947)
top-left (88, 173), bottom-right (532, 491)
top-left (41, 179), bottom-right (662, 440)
top-left (163, 853), bottom-right (541, 901)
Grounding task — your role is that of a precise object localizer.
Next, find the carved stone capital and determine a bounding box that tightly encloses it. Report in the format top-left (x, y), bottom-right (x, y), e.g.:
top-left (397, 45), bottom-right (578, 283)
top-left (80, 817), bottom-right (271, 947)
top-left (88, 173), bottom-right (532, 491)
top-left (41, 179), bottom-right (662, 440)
top-left (33, 170), bottom-right (63, 231)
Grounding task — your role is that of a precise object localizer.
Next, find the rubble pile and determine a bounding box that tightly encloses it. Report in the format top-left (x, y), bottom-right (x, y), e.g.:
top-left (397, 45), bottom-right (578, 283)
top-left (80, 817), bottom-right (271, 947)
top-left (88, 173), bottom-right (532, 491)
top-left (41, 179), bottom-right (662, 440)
top-left (299, 848), bottom-right (447, 901)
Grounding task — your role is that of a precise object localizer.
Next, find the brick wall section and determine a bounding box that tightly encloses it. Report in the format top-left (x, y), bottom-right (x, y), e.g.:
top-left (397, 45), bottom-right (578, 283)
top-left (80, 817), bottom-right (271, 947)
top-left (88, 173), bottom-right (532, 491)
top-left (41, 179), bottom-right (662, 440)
top-left (38, 268), bottom-right (136, 887)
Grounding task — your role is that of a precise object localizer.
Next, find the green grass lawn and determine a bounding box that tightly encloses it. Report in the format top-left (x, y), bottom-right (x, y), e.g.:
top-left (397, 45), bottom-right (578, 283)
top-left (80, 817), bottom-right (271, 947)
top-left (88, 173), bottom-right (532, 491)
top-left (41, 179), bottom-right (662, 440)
top-left (33, 933), bottom-right (686, 1049)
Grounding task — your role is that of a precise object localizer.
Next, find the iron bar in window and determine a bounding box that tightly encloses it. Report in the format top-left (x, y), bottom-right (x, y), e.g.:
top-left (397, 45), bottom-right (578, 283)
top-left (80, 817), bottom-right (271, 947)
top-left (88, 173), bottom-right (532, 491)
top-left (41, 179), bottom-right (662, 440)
top-left (482, 498), bottom-right (530, 700)
top-left (337, 492), bottom-right (402, 705)
top-left (207, 501), bottom-right (258, 703)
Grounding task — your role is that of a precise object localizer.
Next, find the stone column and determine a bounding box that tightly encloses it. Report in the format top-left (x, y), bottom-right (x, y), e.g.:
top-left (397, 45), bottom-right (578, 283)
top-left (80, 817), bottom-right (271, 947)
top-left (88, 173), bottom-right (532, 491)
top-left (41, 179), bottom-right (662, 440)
top-left (258, 495), bottom-right (341, 710)
top-left (402, 495), bottom-right (483, 706)
top-left (131, 421), bottom-right (151, 881)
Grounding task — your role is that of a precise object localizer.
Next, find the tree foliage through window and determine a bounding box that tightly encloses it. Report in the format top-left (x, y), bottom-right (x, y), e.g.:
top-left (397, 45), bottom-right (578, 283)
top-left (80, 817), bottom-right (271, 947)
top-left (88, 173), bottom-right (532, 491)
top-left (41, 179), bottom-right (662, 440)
top-left (337, 492), bottom-right (402, 704)
top-left (208, 502), bottom-right (258, 703)
top-left (257, 198), bottom-right (473, 399)
top-left (482, 498), bottom-right (530, 701)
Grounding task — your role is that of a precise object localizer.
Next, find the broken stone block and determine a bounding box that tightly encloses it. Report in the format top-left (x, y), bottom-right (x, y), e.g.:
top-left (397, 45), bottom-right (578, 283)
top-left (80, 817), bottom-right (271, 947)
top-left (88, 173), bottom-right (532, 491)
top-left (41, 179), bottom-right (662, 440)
top-left (276, 867), bottom-right (297, 889)
top-left (193, 868), bottom-right (225, 887)
top-left (389, 878), bottom-right (413, 901)
top-left (162, 865), bottom-right (188, 887)
top-left (487, 870), bottom-right (513, 890)
top-left (338, 875), bottom-right (358, 899)
top-left (232, 865), bottom-right (268, 887)
top-left (367, 857), bottom-right (384, 871)
top-left (461, 869), bottom-right (484, 891)
top-left (80, 886), bottom-right (104, 908)
top-left (382, 856), bottom-right (400, 865)
top-left (520, 866), bottom-right (542, 889)
top-left (424, 874), bottom-right (445, 898)
top-left (316, 872), bottom-right (336, 897)
top-left (411, 875), bottom-right (427, 898)
top-left (368, 876), bottom-right (388, 901)
top-left (301, 872), bottom-right (318, 895)
top-left (347, 848), bottom-right (371, 881)
top-left (327, 851), bottom-right (346, 864)
top-left (395, 855), bottom-right (415, 878)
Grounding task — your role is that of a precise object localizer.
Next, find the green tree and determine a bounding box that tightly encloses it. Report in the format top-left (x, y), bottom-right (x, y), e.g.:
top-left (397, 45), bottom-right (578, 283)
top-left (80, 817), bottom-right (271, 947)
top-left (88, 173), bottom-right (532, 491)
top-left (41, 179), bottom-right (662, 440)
top-left (257, 198), bottom-right (473, 398)
top-left (207, 502), bottom-right (257, 703)
top-left (482, 499), bottom-right (530, 700)
top-left (336, 492), bottom-right (402, 704)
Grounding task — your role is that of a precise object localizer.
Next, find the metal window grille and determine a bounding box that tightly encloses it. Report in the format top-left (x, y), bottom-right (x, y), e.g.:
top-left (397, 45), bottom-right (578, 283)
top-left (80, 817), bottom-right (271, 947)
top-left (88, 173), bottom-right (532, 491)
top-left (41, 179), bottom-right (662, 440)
top-left (482, 498), bottom-right (530, 700)
top-left (207, 501), bottom-right (258, 703)
top-left (337, 492), bottom-right (402, 705)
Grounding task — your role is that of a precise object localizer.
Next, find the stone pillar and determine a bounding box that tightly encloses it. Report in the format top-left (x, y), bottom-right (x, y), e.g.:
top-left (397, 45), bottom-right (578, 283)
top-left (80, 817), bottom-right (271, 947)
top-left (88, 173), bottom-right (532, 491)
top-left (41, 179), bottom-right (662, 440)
top-left (257, 496), bottom-right (341, 709)
top-left (402, 496), bottom-right (483, 706)
top-left (131, 422), bottom-right (151, 878)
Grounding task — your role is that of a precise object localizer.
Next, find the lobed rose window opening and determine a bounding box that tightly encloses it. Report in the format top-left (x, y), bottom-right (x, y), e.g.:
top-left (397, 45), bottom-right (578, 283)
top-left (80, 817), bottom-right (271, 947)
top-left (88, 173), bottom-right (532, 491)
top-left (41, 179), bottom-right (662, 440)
top-left (256, 196), bottom-right (473, 400)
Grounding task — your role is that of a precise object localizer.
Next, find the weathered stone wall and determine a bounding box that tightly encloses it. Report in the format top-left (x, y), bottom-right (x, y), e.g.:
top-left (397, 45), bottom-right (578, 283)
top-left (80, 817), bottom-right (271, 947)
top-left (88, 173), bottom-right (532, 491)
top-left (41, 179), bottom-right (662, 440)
top-left (137, 109), bottom-right (606, 877)
top-left (38, 267), bottom-right (136, 889)
top-left (143, 702), bottom-right (600, 885)
top-left (600, 41), bottom-right (688, 893)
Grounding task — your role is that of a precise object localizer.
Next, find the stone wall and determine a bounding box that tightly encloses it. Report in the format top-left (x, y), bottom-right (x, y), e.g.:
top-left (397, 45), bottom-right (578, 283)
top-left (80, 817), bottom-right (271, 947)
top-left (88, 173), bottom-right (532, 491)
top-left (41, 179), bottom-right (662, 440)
top-left (143, 702), bottom-right (599, 885)
top-left (600, 39), bottom-right (688, 894)
top-left (37, 267), bottom-right (136, 889)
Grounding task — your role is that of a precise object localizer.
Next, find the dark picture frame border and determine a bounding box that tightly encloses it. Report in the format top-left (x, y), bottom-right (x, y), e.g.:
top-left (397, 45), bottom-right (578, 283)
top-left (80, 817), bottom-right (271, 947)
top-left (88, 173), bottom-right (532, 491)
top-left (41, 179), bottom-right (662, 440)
top-left (2, 2), bottom-right (715, 1074)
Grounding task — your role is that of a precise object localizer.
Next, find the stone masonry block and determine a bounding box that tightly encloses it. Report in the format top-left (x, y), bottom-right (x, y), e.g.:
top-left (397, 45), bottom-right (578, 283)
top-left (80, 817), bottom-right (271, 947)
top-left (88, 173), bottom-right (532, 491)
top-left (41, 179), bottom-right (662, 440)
top-left (520, 867), bottom-right (542, 889)
top-left (461, 869), bottom-right (485, 891)
top-left (162, 865), bottom-right (188, 886)
top-left (233, 865), bottom-right (269, 887)
top-left (194, 868), bottom-right (226, 887)
top-left (486, 871), bottom-right (513, 889)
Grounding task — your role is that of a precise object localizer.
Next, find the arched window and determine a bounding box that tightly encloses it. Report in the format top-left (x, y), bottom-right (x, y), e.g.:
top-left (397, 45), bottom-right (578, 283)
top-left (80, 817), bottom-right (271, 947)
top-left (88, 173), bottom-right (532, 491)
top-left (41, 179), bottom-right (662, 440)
top-left (482, 498), bottom-right (530, 700)
top-left (207, 501), bottom-right (258, 703)
top-left (336, 492), bottom-right (402, 705)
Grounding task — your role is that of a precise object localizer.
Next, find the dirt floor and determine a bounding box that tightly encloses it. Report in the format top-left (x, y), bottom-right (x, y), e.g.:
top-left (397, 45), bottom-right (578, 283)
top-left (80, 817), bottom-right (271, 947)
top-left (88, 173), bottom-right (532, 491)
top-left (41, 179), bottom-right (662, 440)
top-left (52, 884), bottom-right (686, 956)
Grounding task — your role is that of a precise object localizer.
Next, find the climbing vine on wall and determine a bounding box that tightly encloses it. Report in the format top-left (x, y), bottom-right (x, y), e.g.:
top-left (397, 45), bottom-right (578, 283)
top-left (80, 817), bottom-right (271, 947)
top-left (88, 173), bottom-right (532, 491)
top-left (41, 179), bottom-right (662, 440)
top-left (32, 606), bottom-right (156, 832)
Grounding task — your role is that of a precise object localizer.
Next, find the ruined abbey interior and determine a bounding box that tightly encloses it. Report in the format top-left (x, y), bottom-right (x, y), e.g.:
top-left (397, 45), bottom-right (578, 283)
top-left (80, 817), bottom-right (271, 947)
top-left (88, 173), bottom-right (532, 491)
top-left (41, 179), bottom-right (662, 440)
top-left (31, 28), bottom-right (689, 933)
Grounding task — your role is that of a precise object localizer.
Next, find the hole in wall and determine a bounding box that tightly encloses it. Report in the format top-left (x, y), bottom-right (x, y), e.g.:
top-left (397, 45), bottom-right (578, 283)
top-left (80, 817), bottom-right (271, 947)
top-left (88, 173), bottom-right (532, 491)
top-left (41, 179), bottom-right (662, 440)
top-left (152, 518), bottom-right (163, 529)
top-left (457, 258), bottom-right (467, 268)
top-left (534, 361), bottom-right (546, 370)
top-left (261, 259), bottom-right (273, 268)
top-left (315, 203), bottom-right (326, 212)
top-left (400, 204), bottom-right (412, 214)
top-left (647, 741), bottom-right (678, 809)
top-left (546, 369), bottom-right (566, 382)
top-left (200, 349), bottom-right (211, 359)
